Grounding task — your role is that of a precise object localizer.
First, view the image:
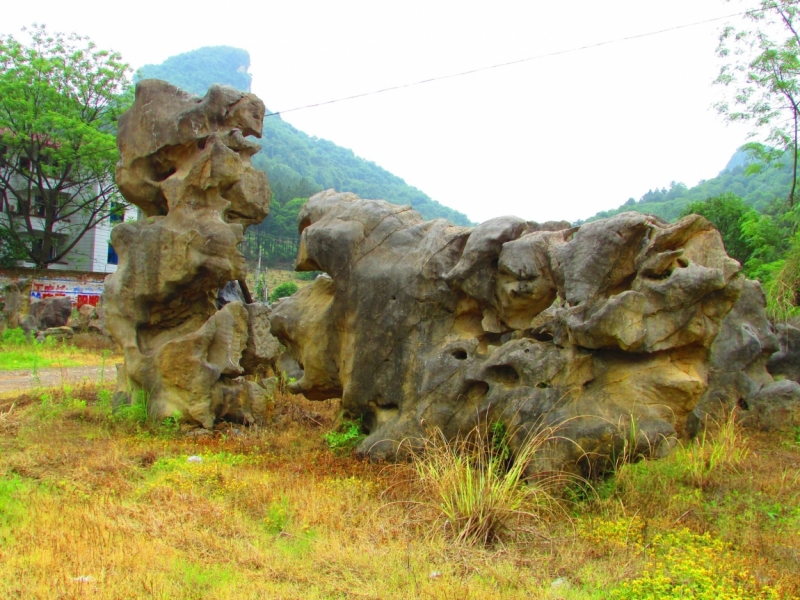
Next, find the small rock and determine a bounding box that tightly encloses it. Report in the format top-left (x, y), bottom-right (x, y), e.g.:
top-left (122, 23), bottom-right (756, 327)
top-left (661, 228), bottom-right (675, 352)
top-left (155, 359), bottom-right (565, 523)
top-left (72, 575), bottom-right (95, 583)
top-left (185, 428), bottom-right (212, 438)
top-left (187, 455), bottom-right (203, 463)
top-left (429, 571), bottom-right (442, 579)
top-left (36, 326), bottom-right (74, 343)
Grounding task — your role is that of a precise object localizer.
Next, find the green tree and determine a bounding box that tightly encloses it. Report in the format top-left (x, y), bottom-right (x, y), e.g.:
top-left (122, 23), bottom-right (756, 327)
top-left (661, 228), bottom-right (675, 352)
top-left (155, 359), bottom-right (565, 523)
top-left (715, 0), bottom-right (800, 206)
top-left (680, 193), bottom-right (755, 265)
top-left (0, 25), bottom-right (131, 268)
top-left (0, 232), bottom-right (26, 268)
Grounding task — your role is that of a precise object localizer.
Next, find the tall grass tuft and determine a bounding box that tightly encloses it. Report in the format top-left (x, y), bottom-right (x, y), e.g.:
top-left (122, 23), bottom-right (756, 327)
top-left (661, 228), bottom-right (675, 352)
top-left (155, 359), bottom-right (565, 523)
top-left (679, 407), bottom-right (750, 488)
top-left (409, 421), bottom-right (569, 548)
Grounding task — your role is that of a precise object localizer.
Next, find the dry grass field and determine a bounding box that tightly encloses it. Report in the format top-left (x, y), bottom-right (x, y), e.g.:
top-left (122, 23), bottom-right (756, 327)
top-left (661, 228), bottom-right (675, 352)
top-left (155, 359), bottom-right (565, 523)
top-left (0, 370), bottom-right (798, 599)
top-left (0, 320), bottom-right (798, 599)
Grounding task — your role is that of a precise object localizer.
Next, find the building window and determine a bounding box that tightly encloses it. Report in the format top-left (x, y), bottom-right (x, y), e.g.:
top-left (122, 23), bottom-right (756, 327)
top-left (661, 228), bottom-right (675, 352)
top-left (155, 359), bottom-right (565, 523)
top-left (110, 201), bottom-right (124, 223)
top-left (32, 194), bottom-right (45, 217)
top-left (33, 238), bottom-right (57, 261)
top-left (107, 242), bottom-right (118, 265)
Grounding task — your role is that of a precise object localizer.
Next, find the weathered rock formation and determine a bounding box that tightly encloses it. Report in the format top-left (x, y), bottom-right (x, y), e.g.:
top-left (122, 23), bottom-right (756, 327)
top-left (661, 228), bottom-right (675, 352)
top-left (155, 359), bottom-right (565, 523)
top-left (30, 297), bottom-right (73, 330)
top-left (271, 190), bottom-right (800, 472)
top-left (1, 279), bottom-right (27, 330)
top-left (105, 80), bottom-right (279, 427)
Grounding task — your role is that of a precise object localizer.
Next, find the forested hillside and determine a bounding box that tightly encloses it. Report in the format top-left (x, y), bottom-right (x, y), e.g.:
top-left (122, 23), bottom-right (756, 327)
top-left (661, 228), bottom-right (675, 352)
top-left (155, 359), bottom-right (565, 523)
top-left (136, 46), bottom-right (472, 268)
top-left (585, 149), bottom-right (794, 223)
top-left (136, 46), bottom-right (253, 98)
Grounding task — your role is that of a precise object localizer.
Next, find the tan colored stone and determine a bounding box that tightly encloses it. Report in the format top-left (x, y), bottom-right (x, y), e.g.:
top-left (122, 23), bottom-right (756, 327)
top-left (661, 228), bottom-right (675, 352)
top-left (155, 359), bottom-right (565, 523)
top-left (270, 193), bottom-right (784, 474)
top-left (105, 80), bottom-right (272, 425)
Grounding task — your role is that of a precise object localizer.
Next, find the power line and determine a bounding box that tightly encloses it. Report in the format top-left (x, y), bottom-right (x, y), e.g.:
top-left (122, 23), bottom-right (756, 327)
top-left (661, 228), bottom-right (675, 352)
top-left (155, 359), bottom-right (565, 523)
top-left (266, 9), bottom-right (753, 118)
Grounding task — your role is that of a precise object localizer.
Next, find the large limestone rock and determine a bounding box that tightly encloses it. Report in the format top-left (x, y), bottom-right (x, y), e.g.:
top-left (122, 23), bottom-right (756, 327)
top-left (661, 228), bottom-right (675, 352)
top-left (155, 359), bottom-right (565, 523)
top-left (688, 280), bottom-right (800, 433)
top-left (271, 190), bottom-right (794, 473)
top-left (105, 80), bottom-right (280, 427)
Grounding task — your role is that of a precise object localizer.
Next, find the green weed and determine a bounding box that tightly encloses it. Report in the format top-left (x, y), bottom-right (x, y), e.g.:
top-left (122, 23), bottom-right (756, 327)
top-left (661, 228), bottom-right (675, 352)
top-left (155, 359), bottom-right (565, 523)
top-left (0, 328), bottom-right (27, 347)
top-left (0, 475), bottom-right (29, 545)
top-left (611, 528), bottom-right (779, 599)
top-left (323, 418), bottom-right (365, 452)
top-left (175, 560), bottom-right (234, 595)
top-left (159, 411), bottom-right (182, 436)
top-left (113, 388), bottom-right (151, 425)
top-left (263, 498), bottom-right (292, 534)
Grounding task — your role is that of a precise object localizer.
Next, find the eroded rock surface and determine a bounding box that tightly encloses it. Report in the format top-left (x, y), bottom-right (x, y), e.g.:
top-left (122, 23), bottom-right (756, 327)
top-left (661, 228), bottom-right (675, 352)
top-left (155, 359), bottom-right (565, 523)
top-left (105, 80), bottom-right (279, 427)
top-left (271, 190), bottom-right (797, 473)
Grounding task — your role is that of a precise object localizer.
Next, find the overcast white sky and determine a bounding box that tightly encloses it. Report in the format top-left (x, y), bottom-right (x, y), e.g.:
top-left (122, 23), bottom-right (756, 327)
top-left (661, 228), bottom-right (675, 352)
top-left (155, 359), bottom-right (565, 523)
top-left (5, 1), bottom-right (754, 224)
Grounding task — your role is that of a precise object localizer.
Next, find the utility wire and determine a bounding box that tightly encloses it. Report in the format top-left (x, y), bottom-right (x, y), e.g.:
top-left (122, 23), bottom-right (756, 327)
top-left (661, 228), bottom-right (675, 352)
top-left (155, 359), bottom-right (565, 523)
top-left (266, 9), bottom-right (753, 118)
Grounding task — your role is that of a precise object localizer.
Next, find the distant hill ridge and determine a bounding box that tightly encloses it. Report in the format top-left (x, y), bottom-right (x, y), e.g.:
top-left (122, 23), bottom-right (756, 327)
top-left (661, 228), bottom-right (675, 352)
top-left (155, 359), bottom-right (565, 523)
top-left (584, 148), bottom-right (794, 223)
top-left (136, 46), bottom-right (472, 226)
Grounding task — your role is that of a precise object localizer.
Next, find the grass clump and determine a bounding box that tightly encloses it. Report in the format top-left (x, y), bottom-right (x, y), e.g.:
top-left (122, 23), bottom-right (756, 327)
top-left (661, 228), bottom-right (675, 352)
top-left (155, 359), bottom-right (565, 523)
top-left (410, 421), bottom-right (566, 548)
top-left (678, 408), bottom-right (750, 488)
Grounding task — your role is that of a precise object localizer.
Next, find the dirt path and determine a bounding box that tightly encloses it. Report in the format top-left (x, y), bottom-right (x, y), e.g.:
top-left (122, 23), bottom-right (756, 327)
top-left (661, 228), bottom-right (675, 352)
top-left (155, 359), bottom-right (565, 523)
top-left (0, 365), bottom-right (117, 395)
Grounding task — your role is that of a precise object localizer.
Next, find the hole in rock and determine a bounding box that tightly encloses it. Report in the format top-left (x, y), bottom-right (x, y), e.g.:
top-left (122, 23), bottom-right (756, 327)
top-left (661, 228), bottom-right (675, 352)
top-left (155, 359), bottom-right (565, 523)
top-left (737, 397), bottom-right (749, 410)
top-left (486, 365), bottom-right (519, 385)
top-left (465, 381), bottom-right (489, 400)
top-left (197, 138), bottom-right (207, 150)
top-left (643, 268), bottom-right (672, 281)
top-left (452, 349), bottom-right (468, 360)
top-left (528, 329), bottom-right (554, 343)
top-left (677, 257), bottom-right (689, 268)
top-left (154, 166), bottom-right (177, 182)
top-left (608, 271), bottom-right (637, 296)
top-left (536, 382), bottom-right (549, 389)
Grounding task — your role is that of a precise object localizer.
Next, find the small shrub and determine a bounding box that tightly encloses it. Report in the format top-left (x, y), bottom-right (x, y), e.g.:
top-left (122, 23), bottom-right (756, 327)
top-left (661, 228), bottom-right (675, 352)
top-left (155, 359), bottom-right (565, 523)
top-left (269, 281), bottom-right (299, 303)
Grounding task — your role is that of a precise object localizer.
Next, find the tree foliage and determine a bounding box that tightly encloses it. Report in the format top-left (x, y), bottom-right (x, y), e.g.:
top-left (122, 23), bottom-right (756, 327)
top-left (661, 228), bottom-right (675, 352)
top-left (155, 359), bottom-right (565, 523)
top-left (715, 0), bottom-right (800, 206)
top-left (679, 193), bottom-right (756, 265)
top-left (0, 25), bottom-right (131, 268)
